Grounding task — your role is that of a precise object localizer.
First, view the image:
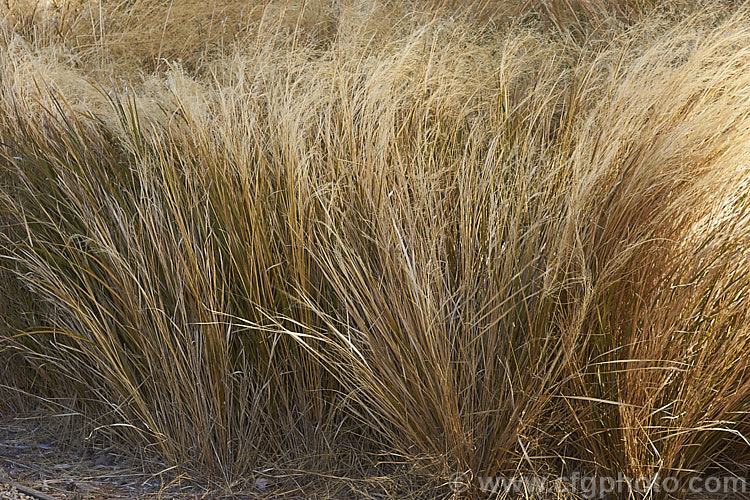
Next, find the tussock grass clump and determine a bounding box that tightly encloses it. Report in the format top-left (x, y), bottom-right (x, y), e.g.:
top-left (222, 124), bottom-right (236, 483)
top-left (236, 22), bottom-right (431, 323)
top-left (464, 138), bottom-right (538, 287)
top-left (0, 0), bottom-right (749, 497)
top-left (558, 14), bottom-right (750, 488)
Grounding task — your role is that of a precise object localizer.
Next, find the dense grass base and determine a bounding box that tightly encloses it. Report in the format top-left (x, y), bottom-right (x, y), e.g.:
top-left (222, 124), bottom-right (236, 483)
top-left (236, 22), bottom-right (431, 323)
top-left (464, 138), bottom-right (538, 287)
top-left (1, 1), bottom-right (749, 497)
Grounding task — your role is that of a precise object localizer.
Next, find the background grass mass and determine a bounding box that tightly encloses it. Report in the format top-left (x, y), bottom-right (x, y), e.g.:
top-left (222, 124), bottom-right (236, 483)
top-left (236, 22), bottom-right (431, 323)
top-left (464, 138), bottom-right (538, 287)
top-left (0, 0), bottom-right (749, 497)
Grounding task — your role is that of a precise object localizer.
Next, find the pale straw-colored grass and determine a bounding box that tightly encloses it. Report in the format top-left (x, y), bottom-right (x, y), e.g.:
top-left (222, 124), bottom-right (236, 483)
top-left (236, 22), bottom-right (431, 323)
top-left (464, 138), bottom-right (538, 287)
top-left (0, 1), bottom-right (747, 497)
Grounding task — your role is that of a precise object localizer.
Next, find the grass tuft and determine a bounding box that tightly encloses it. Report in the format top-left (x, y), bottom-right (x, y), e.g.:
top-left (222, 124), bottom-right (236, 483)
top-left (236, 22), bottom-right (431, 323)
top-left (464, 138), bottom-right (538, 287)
top-left (0, 1), bottom-right (748, 497)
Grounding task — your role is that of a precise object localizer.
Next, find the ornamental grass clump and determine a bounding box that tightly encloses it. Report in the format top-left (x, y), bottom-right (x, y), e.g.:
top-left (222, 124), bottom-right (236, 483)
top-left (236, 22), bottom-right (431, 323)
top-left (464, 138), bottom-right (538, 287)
top-left (0, 0), bottom-right (748, 496)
